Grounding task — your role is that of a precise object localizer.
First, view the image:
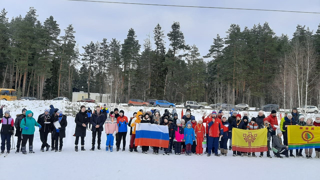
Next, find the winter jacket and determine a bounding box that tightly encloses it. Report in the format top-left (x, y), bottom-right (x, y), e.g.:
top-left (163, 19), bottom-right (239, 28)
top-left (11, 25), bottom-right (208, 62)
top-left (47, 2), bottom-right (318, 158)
top-left (239, 120), bottom-right (248, 130)
top-left (191, 121), bottom-right (197, 129)
top-left (168, 123), bottom-right (176, 139)
top-left (221, 121), bottom-right (229, 138)
top-left (175, 126), bottom-right (184, 142)
top-left (227, 115), bottom-right (237, 132)
top-left (114, 113), bottom-right (120, 120)
top-left (264, 114), bottom-right (278, 130)
top-left (20, 110), bottom-right (40, 135)
top-left (87, 109), bottom-right (92, 118)
top-left (91, 112), bottom-right (106, 132)
top-left (14, 114), bottom-right (25, 136)
top-left (0, 107), bottom-right (3, 118)
top-left (153, 116), bottom-right (161, 125)
top-left (182, 115), bottom-right (195, 123)
top-left (272, 135), bottom-right (286, 152)
top-left (130, 111), bottom-right (143, 134)
top-left (105, 119), bottom-right (118, 134)
top-left (100, 107), bottom-right (109, 117)
top-left (247, 122), bottom-right (259, 130)
top-left (280, 117), bottom-right (285, 132)
top-left (297, 121), bottom-right (306, 126)
top-left (49, 105), bottom-right (55, 116)
top-left (203, 116), bottom-right (213, 134)
top-left (128, 117), bottom-right (134, 135)
top-left (313, 120), bottom-right (320, 126)
top-left (256, 115), bottom-right (266, 129)
top-left (184, 127), bottom-right (196, 145)
top-left (117, 115), bottom-right (128, 132)
top-left (37, 113), bottom-right (52, 133)
top-left (194, 123), bottom-right (205, 139)
top-left (52, 114), bottom-right (67, 138)
top-left (283, 117), bottom-right (296, 133)
top-left (291, 112), bottom-right (299, 124)
top-left (1, 116), bottom-right (14, 135)
top-left (208, 118), bottom-right (223, 138)
top-left (75, 110), bottom-right (89, 137)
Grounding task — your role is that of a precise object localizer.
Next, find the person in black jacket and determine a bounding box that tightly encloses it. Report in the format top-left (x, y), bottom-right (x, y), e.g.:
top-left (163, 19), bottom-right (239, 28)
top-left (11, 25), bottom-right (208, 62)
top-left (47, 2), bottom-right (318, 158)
top-left (50, 108), bottom-right (60, 151)
top-left (52, 110), bottom-right (67, 152)
top-left (1, 111), bottom-right (14, 154)
top-left (256, 111), bottom-right (266, 129)
top-left (227, 111), bottom-right (237, 150)
top-left (75, 105), bottom-right (89, 151)
top-left (14, 108), bottom-right (27, 153)
top-left (141, 113), bottom-right (153, 153)
top-left (37, 109), bottom-right (52, 152)
top-left (168, 118), bottom-right (175, 154)
top-left (90, 106), bottom-right (106, 151)
top-left (283, 113), bottom-right (296, 157)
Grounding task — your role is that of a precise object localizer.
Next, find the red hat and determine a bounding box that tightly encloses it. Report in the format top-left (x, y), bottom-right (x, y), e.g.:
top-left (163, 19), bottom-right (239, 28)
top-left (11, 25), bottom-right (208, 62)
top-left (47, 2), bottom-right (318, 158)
top-left (236, 114), bottom-right (241, 119)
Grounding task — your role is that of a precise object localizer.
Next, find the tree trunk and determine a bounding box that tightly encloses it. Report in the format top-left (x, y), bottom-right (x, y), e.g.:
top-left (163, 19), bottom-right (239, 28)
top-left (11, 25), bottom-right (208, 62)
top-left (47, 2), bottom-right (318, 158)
top-left (15, 66), bottom-right (19, 90)
top-left (2, 64), bottom-right (8, 88)
top-left (27, 70), bottom-right (34, 97)
top-left (22, 69), bottom-right (27, 97)
top-left (58, 49), bottom-right (65, 97)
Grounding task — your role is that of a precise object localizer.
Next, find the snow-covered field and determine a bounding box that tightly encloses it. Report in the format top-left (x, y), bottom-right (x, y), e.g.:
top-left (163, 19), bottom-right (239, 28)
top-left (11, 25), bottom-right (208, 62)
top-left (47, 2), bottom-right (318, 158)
top-left (0, 100), bottom-right (318, 180)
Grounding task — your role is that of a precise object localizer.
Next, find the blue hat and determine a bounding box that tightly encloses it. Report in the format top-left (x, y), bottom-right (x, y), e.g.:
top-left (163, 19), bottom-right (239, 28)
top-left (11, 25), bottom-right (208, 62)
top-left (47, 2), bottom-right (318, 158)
top-left (186, 121), bottom-right (192, 126)
top-left (218, 110), bottom-right (223, 114)
top-left (212, 111), bottom-right (217, 115)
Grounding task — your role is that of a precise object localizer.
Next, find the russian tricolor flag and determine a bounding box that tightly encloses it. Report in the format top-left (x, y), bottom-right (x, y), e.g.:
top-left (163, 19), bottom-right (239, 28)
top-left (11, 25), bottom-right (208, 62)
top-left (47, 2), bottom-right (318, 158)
top-left (135, 123), bottom-right (169, 148)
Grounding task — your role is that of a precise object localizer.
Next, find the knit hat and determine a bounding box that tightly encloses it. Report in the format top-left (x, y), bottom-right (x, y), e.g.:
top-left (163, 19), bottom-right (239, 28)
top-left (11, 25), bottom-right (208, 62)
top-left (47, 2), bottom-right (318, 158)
top-left (104, 104), bottom-right (106, 106)
top-left (186, 109), bottom-right (191, 112)
top-left (212, 111), bottom-right (217, 115)
top-left (120, 110), bottom-right (124, 114)
top-left (168, 118), bottom-right (173, 122)
top-left (222, 115), bottom-right (227, 120)
top-left (133, 112), bottom-right (137, 116)
top-left (114, 108), bottom-right (119, 112)
top-left (232, 111), bottom-right (237, 115)
top-left (271, 110), bottom-right (277, 114)
top-left (88, 107), bottom-right (91, 110)
top-left (287, 113), bottom-right (292, 117)
top-left (4, 110), bottom-right (10, 115)
top-left (251, 117), bottom-right (256, 122)
top-left (218, 110), bottom-right (223, 114)
top-left (276, 128), bottom-right (282, 135)
top-left (176, 119), bottom-right (181, 125)
top-left (45, 109), bottom-right (50, 113)
top-left (22, 108), bottom-right (27, 113)
top-left (236, 114), bottom-right (241, 119)
top-left (243, 116), bottom-right (249, 120)
top-left (299, 116), bottom-right (305, 120)
top-left (186, 121), bottom-right (192, 126)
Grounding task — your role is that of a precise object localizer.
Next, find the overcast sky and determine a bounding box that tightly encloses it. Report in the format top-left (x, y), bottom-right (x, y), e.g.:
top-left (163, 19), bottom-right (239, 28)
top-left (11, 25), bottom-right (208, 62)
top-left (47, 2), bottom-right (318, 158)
top-left (2, 0), bottom-right (320, 58)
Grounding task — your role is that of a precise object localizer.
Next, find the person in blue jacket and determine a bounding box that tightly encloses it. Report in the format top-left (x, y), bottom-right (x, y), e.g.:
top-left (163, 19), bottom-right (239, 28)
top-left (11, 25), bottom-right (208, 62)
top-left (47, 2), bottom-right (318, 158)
top-left (184, 121), bottom-right (196, 156)
top-left (20, 110), bottom-right (41, 154)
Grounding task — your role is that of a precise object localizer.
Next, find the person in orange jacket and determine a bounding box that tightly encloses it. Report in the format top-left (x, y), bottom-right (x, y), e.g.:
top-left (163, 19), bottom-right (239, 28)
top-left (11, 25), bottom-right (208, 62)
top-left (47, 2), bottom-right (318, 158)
top-left (129, 111), bottom-right (142, 152)
top-left (194, 119), bottom-right (205, 155)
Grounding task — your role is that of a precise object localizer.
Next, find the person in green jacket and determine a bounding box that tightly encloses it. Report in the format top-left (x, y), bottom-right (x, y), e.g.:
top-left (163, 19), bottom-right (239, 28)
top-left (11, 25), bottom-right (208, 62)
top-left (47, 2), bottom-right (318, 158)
top-left (20, 110), bottom-right (41, 154)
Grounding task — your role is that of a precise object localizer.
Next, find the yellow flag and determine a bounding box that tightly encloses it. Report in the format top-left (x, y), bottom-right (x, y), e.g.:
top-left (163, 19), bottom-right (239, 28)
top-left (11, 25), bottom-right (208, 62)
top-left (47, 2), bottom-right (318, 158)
top-left (232, 128), bottom-right (268, 152)
top-left (288, 125), bottom-right (320, 150)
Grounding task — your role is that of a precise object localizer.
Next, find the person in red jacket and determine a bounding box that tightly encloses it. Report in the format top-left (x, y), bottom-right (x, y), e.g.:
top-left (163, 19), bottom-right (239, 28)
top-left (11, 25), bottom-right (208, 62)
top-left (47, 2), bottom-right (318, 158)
top-left (314, 114), bottom-right (320, 158)
top-left (264, 110), bottom-right (278, 142)
top-left (191, 119), bottom-right (197, 153)
top-left (202, 111), bottom-right (214, 154)
top-left (207, 112), bottom-right (223, 157)
top-left (195, 119), bottom-right (205, 155)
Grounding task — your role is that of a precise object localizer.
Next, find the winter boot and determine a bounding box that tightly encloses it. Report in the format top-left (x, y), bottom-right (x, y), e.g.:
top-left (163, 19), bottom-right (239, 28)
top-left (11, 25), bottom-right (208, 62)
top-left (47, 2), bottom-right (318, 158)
top-left (252, 153), bottom-right (257, 157)
top-left (224, 149), bottom-right (228, 156)
top-left (1, 150), bottom-right (4, 154)
top-left (81, 145), bottom-right (86, 151)
top-left (106, 146), bottom-right (109, 151)
top-left (97, 145), bottom-right (101, 150)
top-left (22, 147), bottom-right (27, 155)
top-left (316, 151), bottom-right (320, 158)
top-left (110, 146), bottom-right (113, 152)
top-left (90, 146), bottom-right (95, 151)
top-left (129, 148), bottom-right (133, 152)
top-left (134, 148), bottom-right (138, 152)
top-left (15, 149), bottom-right (20, 153)
top-left (122, 147), bottom-right (125, 151)
top-left (116, 147), bottom-right (120, 152)
top-left (75, 145), bottom-right (78, 152)
top-left (46, 145), bottom-right (50, 151)
top-left (29, 146), bottom-right (35, 153)
top-left (41, 148), bottom-right (44, 152)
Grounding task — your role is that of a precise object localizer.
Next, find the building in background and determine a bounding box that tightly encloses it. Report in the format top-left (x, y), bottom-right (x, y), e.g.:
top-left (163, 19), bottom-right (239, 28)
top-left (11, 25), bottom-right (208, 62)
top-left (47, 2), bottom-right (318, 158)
top-left (72, 91), bottom-right (111, 103)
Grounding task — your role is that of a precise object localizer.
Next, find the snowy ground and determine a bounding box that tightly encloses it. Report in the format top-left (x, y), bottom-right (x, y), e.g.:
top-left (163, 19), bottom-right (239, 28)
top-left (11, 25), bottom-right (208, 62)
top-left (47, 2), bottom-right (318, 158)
top-left (0, 100), bottom-right (318, 180)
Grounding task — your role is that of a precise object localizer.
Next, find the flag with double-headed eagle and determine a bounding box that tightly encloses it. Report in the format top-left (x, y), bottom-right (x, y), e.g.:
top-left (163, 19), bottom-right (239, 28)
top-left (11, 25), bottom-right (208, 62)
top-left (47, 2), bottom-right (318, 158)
top-left (288, 126), bottom-right (320, 150)
top-left (232, 128), bottom-right (268, 152)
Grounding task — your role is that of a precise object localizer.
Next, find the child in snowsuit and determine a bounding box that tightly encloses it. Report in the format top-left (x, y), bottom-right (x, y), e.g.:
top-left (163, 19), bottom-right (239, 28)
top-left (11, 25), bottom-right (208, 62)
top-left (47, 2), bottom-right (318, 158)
top-left (194, 119), bottom-right (205, 155)
top-left (174, 119), bottom-right (184, 155)
top-left (247, 117), bottom-right (259, 157)
top-left (184, 121), bottom-right (196, 156)
top-left (105, 112), bottom-right (118, 152)
top-left (305, 118), bottom-right (314, 158)
top-left (220, 115), bottom-right (229, 156)
top-left (181, 119), bottom-right (186, 153)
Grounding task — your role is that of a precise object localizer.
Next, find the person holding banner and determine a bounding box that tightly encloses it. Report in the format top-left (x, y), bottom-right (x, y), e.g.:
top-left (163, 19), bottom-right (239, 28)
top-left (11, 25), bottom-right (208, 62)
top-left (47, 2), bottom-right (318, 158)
top-left (296, 116), bottom-right (306, 157)
top-left (313, 114), bottom-right (320, 158)
top-left (233, 114), bottom-right (242, 156)
top-left (264, 110), bottom-right (278, 143)
top-left (304, 118), bottom-right (314, 158)
top-left (227, 111), bottom-right (237, 150)
top-left (220, 116), bottom-right (229, 156)
top-left (140, 113), bottom-right (153, 154)
top-left (261, 120), bottom-right (273, 158)
top-left (272, 128), bottom-right (289, 158)
top-left (129, 111), bottom-right (142, 152)
top-left (247, 117), bottom-right (259, 157)
top-left (283, 113), bottom-right (296, 157)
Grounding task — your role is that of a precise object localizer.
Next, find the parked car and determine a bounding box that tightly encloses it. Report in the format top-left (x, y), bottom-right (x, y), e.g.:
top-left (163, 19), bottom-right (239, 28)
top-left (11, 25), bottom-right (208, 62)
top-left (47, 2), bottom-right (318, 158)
top-left (262, 104), bottom-right (279, 112)
top-left (235, 103), bottom-right (249, 110)
top-left (209, 103), bottom-right (223, 109)
top-left (20, 97), bottom-right (38, 100)
top-left (184, 101), bottom-right (204, 109)
top-left (77, 98), bottom-right (95, 103)
top-left (154, 100), bottom-right (175, 108)
top-left (221, 104), bottom-right (240, 111)
top-left (297, 105), bottom-right (319, 113)
top-left (147, 99), bottom-right (157, 106)
top-left (52, 97), bottom-right (70, 101)
top-left (128, 99), bottom-right (149, 106)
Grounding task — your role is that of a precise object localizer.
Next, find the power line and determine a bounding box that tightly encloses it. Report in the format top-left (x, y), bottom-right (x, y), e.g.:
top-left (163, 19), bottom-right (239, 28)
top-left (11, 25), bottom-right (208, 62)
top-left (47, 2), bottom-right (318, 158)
top-left (68, 0), bottom-right (320, 14)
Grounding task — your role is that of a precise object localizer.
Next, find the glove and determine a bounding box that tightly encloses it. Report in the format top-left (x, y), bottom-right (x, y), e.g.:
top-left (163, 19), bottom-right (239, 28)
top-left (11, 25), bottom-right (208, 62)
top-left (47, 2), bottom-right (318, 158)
top-left (56, 129), bottom-right (60, 133)
top-left (24, 127), bottom-right (29, 130)
top-left (38, 125), bottom-right (42, 129)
